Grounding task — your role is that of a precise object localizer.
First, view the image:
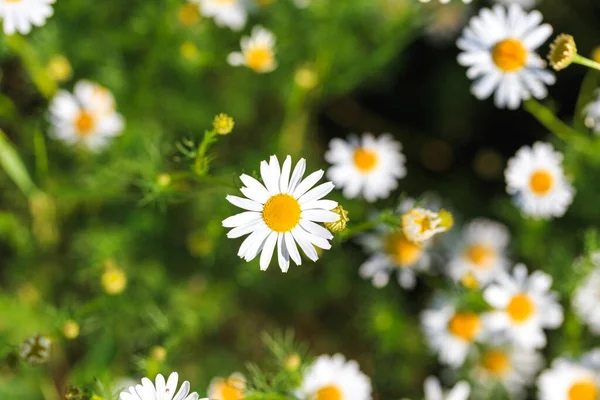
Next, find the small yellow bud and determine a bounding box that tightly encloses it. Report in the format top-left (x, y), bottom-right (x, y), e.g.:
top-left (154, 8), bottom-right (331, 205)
top-left (324, 205), bottom-right (349, 233)
top-left (213, 113), bottom-right (235, 135)
top-left (294, 66), bottom-right (318, 90)
top-left (150, 346), bottom-right (167, 361)
top-left (62, 320), bottom-right (80, 340)
top-left (177, 3), bottom-right (201, 26)
top-left (438, 209), bottom-right (454, 231)
top-left (284, 353), bottom-right (301, 371)
top-left (47, 55), bottom-right (72, 82)
top-left (157, 173), bottom-right (172, 187)
top-left (180, 41), bottom-right (200, 61)
top-left (101, 259), bottom-right (127, 295)
top-left (548, 34), bottom-right (577, 71)
top-left (461, 272), bottom-right (479, 290)
top-left (592, 47), bottom-right (600, 64)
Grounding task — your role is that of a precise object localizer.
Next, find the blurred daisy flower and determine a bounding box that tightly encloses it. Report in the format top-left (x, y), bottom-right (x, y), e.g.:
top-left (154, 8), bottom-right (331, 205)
top-left (538, 350), bottom-right (600, 400)
top-left (584, 89), bottom-right (600, 134)
top-left (423, 1), bottom-right (470, 44)
top-left (423, 376), bottom-right (470, 400)
top-left (223, 155), bottom-right (339, 272)
top-left (483, 264), bottom-right (563, 350)
top-left (297, 354), bottom-right (372, 400)
top-left (494, 0), bottom-right (538, 10)
top-left (447, 218), bottom-right (510, 288)
top-left (191, 0), bottom-right (246, 31)
top-left (457, 5), bottom-right (555, 109)
top-left (228, 26), bottom-right (277, 73)
top-left (49, 80), bottom-right (125, 152)
top-left (402, 207), bottom-right (447, 243)
top-left (421, 301), bottom-right (484, 367)
top-left (325, 133), bottom-right (406, 203)
top-left (119, 372), bottom-right (203, 400)
top-left (20, 334), bottom-right (51, 364)
top-left (573, 259), bottom-right (600, 334)
top-left (207, 373), bottom-right (245, 400)
top-left (0, 0), bottom-right (55, 35)
top-left (504, 142), bottom-right (574, 219)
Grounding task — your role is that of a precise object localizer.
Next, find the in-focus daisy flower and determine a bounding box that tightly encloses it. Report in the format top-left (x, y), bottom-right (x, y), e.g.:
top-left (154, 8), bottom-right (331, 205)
top-left (494, 0), bottom-right (538, 10)
top-left (457, 4), bottom-right (555, 109)
top-left (504, 142), bottom-right (574, 219)
top-left (573, 258), bottom-right (600, 334)
top-left (191, 0), bottom-right (246, 31)
top-left (538, 350), bottom-right (600, 400)
top-left (49, 80), bottom-right (125, 152)
top-left (20, 334), bottom-right (51, 364)
top-left (297, 354), bottom-right (372, 400)
top-left (421, 301), bottom-right (483, 367)
top-left (447, 218), bottom-right (510, 288)
top-left (402, 208), bottom-right (447, 244)
top-left (0, 0), bottom-right (55, 35)
top-left (423, 376), bottom-right (470, 400)
top-left (222, 155), bottom-right (339, 272)
top-left (325, 133), bottom-right (406, 203)
top-left (584, 90), bottom-right (600, 134)
top-left (119, 372), bottom-right (204, 400)
top-left (207, 373), bottom-right (245, 400)
top-left (483, 264), bottom-right (563, 349)
top-left (228, 26), bottom-right (277, 73)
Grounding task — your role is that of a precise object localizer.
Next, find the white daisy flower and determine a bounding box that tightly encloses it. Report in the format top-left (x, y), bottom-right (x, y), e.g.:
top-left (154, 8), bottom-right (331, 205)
top-left (119, 372), bottom-right (205, 400)
top-left (207, 373), bottom-right (245, 400)
top-left (504, 142), bottom-right (574, 219)
top-left (483, 263), bottom-right (563, 350)
top-left (192, 0), bottom-right (246, 31)
top-left (573, 264), bottom-right (600, 335)
top-left (228, 25), bottom-right (277, 73)
top-left (325, 133), bottom-right (406, 203)
top-left (421, 301), bottom-right (483, 367)
top-left (20, 334), bottom-right (51, 364)
top-left (222, 155), bottom-right (339, 272)
top-left (471, 345), bottom-right (543, 398)
top-left (447, 218), bottom-right (510, 288)
top-left (494, 0), bottom-right (538, 10)
top-left (457, 4), bottom-right (555, 109)
top-left (584, 89), bottom-right (600, 134)
top-left (402, 208), bottom-right (446, 244)
top-left (298, 353), bottom-right (372, 400)
top-left (538, 350), bottom-right (600, 400)
top-left (423, 376), bottom-right (470, 400)
top-left (48, 80), bottom-right (125, 152)
top-left (0, 0), bottom-right (55, 36)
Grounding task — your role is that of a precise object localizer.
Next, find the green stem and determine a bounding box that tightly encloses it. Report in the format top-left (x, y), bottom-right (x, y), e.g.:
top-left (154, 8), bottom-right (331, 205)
top-left (573, 54), bottom-right (600, 72)
top-left (0, 129), bottom-right (39, 196)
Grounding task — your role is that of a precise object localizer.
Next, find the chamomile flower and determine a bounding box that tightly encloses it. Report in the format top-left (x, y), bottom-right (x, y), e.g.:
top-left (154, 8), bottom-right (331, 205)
top-left (402, 208), bottom-right (447, 244)
top-left (49, 80), bottom-right (125, 152)
top-left (423, 377), bottom-right (470, 400)
top-left (447, 218), bottom-right (510, 288)
top-left (119, 372), bottom-right (204, 400)
top-left (297, 354), bottom-right (372, 400)
top-left (0, 0), bottom-right (55, 35)
top-left (504, 142), bottom-right (574, 219)
top-left (228, 26), bottom-right (277, 73)
top-left (573, 264), bottom-right (600, 334)
top-left (192, 0), bottom-right (246, 31)
top-left (207, 373), bottom-right (245, 400)
top-left (538, 350), bottom-right (600, 400)
top-left (20, 334), bottom-right (51, 364)
top-left (483, 264), bottom-right (563, 350)
top-left (457, 4), bottom-right (555, 109)
top-left (325, 133), bottom-right (406, 203)
top-left (421, 301), bottom-right (484, 367)
top-left (584, 90), bottom-right (600, 134)
top-left (222, 155), bottom-right (339, 272)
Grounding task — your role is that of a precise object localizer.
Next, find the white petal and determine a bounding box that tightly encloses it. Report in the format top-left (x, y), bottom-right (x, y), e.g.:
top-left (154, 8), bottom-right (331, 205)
top-left (424, 377), bottom-right (443, 400)
top-left (284, 232), bottom-right (302, 266)
top-left (279, 155), bottom-right (292, 193)
top-left (173, 381), bottom-right (190, 400)
top-left (287, 158), bottom-right (306, 194)
top-left (297, 182), bottom-right (335, 204)
top-left (292, 170), bottom-right (324, 199)
top-left (227, 220), bottom-right (264, 239)
top-left (291, 228), bottom-right (319, 261)
top-left (222, 211), bottom-right (262, 228)
top-left (277, 233), bottom-right (290, 272)
top-left (260, 160), bottom-right (280, 195)
top-left (300, 199), bottom-right (338, 211)
top-left (239, 174), bottom-right (270, 203)
top-left (226, 195), bottom-right (263, 212)
top-left (301, 210), bottom-right (339, 223)
top-left (260, 232), bottom-right (278, 270)
top-left (299, 219), bottom-right (333, 240)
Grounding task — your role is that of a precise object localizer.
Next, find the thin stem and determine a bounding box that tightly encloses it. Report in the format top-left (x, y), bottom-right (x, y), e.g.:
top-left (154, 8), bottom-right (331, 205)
top-left (573, 54), bottom-right (600, 72)
top-left (0, 129), bottom-right (39, 196)
top-left (523, 99), bottom-right (586, 144)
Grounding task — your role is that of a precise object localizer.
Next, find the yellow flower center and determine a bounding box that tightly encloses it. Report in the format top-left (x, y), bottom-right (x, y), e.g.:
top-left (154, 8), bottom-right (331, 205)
top-left (262, 194), bottom-right (301, 233)
top-left (506, 293), bottom-right (536, 323)
top-left (461, 272), bottom-right (479, 289)
top-left (448, 312), bottom-right (481, 342)
top-left (529, 169), bottom-right (554, 195)
top-left (218, 378), bottom-right (245, 400)
top-left (74, 110), bottom-right (95, 136)
top-left (353, 148), bottom-right (378, 173)
top-left (482, 349), bottom-right (510, 377)
top-left (492, 38), bottom-right (527, 72)
top-left (568, 380), bottom-right (598, 400)
top-left (384, 232), bottom-right (423, 267)
top-left (3, 0), bottom-right (22, 3)
top-left (316, 385), bottom-right (342, 400)
top-left (245, 47), bottom-right (274, 72)
top-left (465, 244), bottom-right (497, 269)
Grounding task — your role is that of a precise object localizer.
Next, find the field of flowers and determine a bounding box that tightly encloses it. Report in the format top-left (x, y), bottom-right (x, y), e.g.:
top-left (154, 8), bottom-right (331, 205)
top-left (2, 0), bottom-right (600, 399)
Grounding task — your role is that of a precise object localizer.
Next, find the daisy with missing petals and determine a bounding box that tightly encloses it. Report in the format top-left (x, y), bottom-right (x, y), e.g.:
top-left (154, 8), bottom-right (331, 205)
top-left (0, 0), bottom-right (55, 35)
top-left (584, 90), bottom-right (600, 134)
top-left (325, 133), bottom-right (406, 203)
top-left (228, 26), bottom-right (277, 73)
top-left (207, 373), bottom-right (245, 400)
top-left (421, 301), bottom-right (484, 367)
top-left (49, 80), bottom-right (125, 152)
top-left (222, 155), bottom-right (339, 272)
top-left (423, 377), bottom-right (470, 400)
top-left (538, 350), bottom-right (600, 400)
top-left (447, 218), bottom-right (510, 288)
top-left (119, 372), bottom-right (204, 400)
top-left (192, 0), bottom-right (246, 31)
top-left (573, 257), bottom-right (600, 334)
top-left (457, 4), bottom-right (555, 109)
top-left (297, 354), bottom-right (372, 400)
top-left (505, 142), bottom-right (574, 219)
top-left (483, 264), bottom-right (563, 350)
